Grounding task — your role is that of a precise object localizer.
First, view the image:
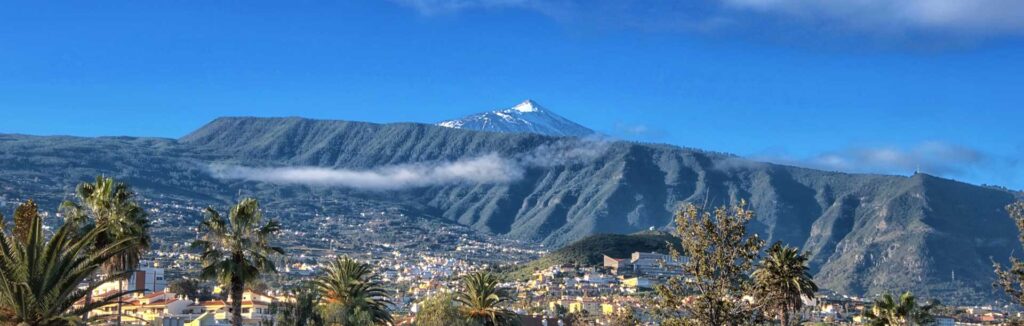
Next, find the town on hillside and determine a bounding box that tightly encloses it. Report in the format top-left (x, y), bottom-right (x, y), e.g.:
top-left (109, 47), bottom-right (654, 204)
top-left (3, 176), bottom-right (1021, 325)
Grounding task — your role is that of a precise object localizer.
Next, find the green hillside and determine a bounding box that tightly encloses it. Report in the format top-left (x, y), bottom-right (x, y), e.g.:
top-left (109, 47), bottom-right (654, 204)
top-left (507, 231), bottom-right (680, 280)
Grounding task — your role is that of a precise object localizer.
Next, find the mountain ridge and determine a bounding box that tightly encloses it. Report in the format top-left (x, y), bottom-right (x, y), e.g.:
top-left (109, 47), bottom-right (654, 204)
top-left (0, 116), bottom-right (1019, 303)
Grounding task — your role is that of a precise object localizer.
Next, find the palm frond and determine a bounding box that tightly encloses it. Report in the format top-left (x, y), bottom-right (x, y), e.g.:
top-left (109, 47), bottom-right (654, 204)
top-left (0, 206), bottom-right (136, 323)
top-left (315, 256), bottom-right (393, 325)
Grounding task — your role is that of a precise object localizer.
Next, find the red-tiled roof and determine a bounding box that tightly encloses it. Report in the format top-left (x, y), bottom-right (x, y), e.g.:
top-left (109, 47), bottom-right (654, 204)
top-left (200, 300), bottom-right (227, 306)
top-left (144, 299), bottom-right (173, 306)
top-left (143, 291), bottom-right (167, 299)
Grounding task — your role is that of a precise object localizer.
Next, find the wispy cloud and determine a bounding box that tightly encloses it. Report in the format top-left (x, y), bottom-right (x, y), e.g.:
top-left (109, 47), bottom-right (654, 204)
top-left (722, 0), bottom-right (1024, 37)
top-left (612, 123), bottom-right (669, 141)
top-left (393, 0), bottom-right (741, 32)
top-left (810, 142), bottom-right (984, 175)
top-left (392, 0), bottom-right (1024, 42)
top-left (394, 0), bottom-right (536, 15)
top-left (208, 137), bottom-right (611, 190)
top-left (755, 141), bottom-right (990, 176)
top-left (209, 154), bottom-right (522, 190)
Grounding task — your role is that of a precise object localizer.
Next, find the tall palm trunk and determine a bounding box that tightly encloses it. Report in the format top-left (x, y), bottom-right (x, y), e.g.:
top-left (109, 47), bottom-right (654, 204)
top-left (116, 267), bottom-right (137, 326)
top-left (117, 279), bottom-right (123, 326)
top-left (83, 276), bottom-right (95, 320)
top-left (84, 290), bottom-right (93, 320)
top-left (231, 275), bottom-right (245, 326)
top-left (781, 307), bottom-right (790, 326)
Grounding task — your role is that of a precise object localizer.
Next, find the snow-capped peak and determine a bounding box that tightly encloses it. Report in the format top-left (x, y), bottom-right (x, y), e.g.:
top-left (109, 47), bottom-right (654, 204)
top-left (437, 100), bottom-right (595, 137)
top-left (510, 99), bottom-right (542, 113)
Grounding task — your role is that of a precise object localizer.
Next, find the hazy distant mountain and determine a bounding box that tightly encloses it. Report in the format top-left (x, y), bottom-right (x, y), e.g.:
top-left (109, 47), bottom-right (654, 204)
top-left (0, 116), bottom-right (1020, 303)
top-left (437, 100), bottom-right (595, 137)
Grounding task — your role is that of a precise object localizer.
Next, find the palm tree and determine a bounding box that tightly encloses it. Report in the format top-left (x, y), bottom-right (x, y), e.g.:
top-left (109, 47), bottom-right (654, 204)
top-left (455, 271), bottom-right (517, 326)
top-left (274, 286), bottom-right (324, 326)
top-left (753, 242), bottom-right (818, 326)
top-left (193, 198), bottom-right (284, 326)
top-left (61, 176), bottom-right (151, 325)
top-left (0, 203), bottom-right (135, 325)
top-left (314, 256), bottom-right (393, 325)
top-left (861, 292), bottom-right (937, 326)
top-left (63, 176), bottom-right (151, 272)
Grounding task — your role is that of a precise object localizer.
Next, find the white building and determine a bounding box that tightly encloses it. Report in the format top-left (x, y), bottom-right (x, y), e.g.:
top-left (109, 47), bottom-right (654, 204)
top-left (630, 252), bottom-right (683, 277)
top-left (93, 261), bottom-right (167, 296)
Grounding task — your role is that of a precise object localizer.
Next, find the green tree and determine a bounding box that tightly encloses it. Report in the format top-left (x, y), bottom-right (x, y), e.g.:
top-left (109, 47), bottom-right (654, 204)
top-left (168, 278), bottom-right (209, 301)
top-left (609, 307), bottom-right (640, 326)
top-left (319, 305), bottom-right (376, 326)
top-left (656, 201), bottom-right (765, 326)
top-left (62, 176), bottom-right (151, 274)
top-left (553, 304), bottom-right (568, 319)
top-left (61, 176), bottom-right (151, 325)
top-left (861, 292), bottom-right (937, 326)
top-left (753, 242), bottom-right (818, 326)
top-left (455, 271), bottom-right (518, 326)
top-left (0, 202), bottom-right (135, 325)
top-left (193, 198), bottom-right (284, 326)
top-left (565, 310), bottom-right (588, 325)
top-left (415, 292), bottom-right (473, 326)
top-left (314, 256), bottom-right (392, 325)
top-left (995, 202), bottom-right (1024, 305)
top-left (274, 286), bottom-right (324, 326)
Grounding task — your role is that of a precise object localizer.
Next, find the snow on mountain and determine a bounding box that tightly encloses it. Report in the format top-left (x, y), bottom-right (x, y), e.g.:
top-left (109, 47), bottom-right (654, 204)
top-left (437, 100), bottom-right (595, 137)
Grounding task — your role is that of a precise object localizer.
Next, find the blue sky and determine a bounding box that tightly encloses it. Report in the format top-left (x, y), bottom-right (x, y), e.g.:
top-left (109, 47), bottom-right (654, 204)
top-left (0, 0), bottom-right (1022, 189)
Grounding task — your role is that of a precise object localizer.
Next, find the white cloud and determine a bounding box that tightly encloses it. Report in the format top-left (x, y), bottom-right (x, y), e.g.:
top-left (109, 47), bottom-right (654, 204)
top-left (209, 154), bottom-right (522, 190)
top-left (518, 136), bottom-right (612, 167)
top-left (757, 141), bottom-right (987, 176)
top-left (616, 123), bottom-right (650, 136)
top-left (722, 0), bottom-right (1024, 36)
top-left (612, 123), bottom-right (669, 141)
top-left (209, 137), bottom-right (610, 190)
top-left (392, 0), bottom-right (1024, 40)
